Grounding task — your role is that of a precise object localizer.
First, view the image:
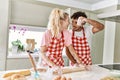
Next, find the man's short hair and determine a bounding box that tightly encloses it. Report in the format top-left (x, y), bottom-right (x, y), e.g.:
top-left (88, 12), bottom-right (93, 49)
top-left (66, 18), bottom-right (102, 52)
top-left (71, 11), bottom-right (87, 19)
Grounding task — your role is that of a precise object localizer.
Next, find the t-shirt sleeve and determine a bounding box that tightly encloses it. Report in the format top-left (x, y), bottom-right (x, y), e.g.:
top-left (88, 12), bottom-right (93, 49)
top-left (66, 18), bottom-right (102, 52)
top-left (40, 31), bottom-right (49, 46)
top-left (63, 30), bottom-right (72, 47)
top-left (89, 25), bottom-right (93, 35)
top-left (85, 25), bottom-right (93, 35)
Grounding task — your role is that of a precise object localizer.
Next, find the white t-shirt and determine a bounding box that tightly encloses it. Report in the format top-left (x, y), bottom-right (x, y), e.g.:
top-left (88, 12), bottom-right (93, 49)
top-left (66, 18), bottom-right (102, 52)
top-left (70, 26), bottom-right (93, 50)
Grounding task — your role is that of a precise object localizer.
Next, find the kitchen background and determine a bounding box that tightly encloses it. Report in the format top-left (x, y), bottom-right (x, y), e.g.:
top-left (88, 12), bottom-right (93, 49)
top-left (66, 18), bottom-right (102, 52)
top-left (0, 0), bottom-right (120, 70)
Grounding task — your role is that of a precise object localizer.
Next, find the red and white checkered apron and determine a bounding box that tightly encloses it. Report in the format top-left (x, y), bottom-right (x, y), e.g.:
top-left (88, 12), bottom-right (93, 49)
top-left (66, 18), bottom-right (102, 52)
top-left (42, 32), bottom-right (64, 67)
top-left (71, 28), bottom-right (92, 65)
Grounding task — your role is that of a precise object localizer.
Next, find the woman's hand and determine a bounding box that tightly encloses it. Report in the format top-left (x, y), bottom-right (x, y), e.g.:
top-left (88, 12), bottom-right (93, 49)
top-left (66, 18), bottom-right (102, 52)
top-left (52, 66), bottom-right (62, 76)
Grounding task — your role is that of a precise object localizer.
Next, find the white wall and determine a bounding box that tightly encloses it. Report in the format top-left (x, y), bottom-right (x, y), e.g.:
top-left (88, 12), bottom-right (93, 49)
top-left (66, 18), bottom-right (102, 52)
top-left (0, 0), bottom-right (10, 70)
top-left (89, 13), bottom-right (105, 64)
top-left (103, 21), bottom-right (116, 64)
top-left (114, 22), bottom-right (120, 63)
top-left (10, 0), bottom-right (53, 27)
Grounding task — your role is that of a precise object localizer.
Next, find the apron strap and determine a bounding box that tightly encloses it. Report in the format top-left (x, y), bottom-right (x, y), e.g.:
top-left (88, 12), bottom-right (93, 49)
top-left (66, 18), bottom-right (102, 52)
top-left (82, 27), bottom-right (86, 37)
top-left (72, 27), bottom-right (86, 37)
top-left (61, 31), bottom-right (64, 38)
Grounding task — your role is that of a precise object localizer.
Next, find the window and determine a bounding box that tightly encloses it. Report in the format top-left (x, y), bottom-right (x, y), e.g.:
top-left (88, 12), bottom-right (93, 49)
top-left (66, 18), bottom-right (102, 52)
top-left (8, 24), bottom-right (46, 55)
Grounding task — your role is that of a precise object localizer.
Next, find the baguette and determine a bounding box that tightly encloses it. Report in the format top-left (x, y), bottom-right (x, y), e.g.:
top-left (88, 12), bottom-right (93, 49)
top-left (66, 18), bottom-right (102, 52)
top-left (101, 76), bottom-right (120, 80)
top-left (2, 69), bottom-right (31, 78)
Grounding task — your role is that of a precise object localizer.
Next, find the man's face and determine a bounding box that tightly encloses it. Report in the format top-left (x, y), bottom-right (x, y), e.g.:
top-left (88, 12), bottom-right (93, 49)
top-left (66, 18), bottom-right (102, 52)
top-left (71, 19), bottom-right (81, 31)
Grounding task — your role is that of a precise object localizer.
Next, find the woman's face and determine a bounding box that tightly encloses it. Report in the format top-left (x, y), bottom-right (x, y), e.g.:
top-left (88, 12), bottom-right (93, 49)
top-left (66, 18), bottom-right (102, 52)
top-left (61, 16), bottom-right (70, 30)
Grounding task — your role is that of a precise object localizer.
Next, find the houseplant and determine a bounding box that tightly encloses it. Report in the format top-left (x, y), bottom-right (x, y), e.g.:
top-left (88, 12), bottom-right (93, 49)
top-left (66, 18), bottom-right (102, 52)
top-left (11, 39), bottom-right (25, 53)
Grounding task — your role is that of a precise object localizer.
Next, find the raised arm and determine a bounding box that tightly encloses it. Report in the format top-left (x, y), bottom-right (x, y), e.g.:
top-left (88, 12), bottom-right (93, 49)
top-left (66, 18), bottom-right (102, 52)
top-left (79, 17), bottom-right (104, 33)
top-left (87, 19), bottom-right (104, 33)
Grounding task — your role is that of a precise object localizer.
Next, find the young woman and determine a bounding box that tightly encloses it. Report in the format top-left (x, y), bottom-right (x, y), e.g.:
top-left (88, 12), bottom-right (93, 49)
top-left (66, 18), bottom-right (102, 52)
top-left (40, 8), bottom-right (81, 68)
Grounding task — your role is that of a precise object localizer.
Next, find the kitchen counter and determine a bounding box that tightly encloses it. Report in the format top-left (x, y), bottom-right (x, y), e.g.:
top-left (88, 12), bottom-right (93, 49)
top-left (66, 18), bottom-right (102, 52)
top-left (0, 65), bottom-right (116, 80)
top-left (62, 65), bottom-right (110, 80)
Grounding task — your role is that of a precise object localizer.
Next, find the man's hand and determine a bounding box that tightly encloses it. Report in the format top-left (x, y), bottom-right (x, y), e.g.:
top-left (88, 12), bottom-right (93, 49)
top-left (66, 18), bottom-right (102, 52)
top-left (74, 63), bottom-right (85, 68)
top-left (74, 63), bottom-right (92, 71)
top-left (84, 65), bottom-right (92, 71)
top-left (77, 17), bottom-right (87, 26)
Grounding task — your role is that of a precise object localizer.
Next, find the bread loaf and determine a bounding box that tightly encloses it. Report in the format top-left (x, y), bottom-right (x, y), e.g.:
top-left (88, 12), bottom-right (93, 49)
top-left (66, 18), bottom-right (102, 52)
top-left (101, 76), bottom-right (120, 80)
top-left (52, 76), bottom-right (72, 80)
top-left (11, 74), bottom-right (26, 80)
top-left (2, 69), bottom-right (31, 78)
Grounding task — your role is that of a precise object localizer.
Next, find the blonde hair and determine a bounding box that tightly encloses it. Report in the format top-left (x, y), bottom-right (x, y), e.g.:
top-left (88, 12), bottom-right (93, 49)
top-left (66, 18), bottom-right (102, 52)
top-left (47, 8), bottom-right (68, 37)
